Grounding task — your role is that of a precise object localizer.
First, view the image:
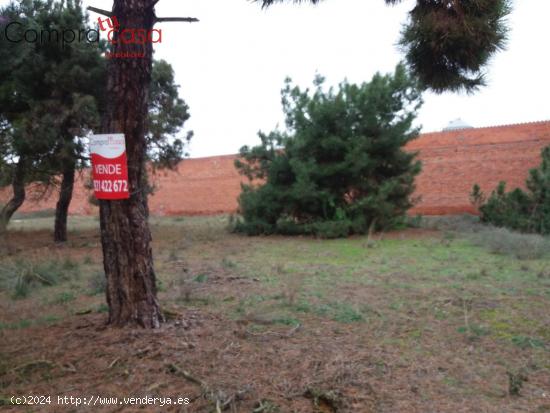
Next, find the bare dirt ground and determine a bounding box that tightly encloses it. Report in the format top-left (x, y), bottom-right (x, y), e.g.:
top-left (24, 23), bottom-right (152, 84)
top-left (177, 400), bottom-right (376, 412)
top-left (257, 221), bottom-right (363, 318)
top-left (1, 216), bottom-right (549, 412)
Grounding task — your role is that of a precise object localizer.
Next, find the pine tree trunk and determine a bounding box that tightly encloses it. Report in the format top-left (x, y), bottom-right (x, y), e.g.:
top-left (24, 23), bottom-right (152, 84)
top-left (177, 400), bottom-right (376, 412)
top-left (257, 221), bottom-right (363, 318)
top-left (99, 0), bottom-right (162, 328)
top-left (54, 159), bottom-right (75, 243)
top-left (0, 156), bottom-right (26, 233)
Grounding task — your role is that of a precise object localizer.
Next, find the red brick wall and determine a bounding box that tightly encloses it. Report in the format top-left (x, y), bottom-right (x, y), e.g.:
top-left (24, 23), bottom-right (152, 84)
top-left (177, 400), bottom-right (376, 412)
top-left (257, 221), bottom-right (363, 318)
top-left (2, 121), bottom-right (550, 216)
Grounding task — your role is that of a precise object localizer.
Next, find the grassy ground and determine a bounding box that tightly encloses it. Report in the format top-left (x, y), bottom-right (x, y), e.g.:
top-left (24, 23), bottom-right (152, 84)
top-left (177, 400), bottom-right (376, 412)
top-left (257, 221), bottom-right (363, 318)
top-left (1, 215), bottom-right (549, 412)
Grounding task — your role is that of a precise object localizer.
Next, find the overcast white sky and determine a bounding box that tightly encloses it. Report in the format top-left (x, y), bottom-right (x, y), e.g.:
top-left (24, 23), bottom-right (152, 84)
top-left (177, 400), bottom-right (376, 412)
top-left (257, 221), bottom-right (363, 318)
top-left (7, 0), bottom-right (550, 157)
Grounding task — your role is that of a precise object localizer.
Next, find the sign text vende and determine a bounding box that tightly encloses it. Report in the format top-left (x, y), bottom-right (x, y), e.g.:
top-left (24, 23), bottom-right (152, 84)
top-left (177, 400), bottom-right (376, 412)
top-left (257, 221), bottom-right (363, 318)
top-left (94, 164), bottom-right (122, 175)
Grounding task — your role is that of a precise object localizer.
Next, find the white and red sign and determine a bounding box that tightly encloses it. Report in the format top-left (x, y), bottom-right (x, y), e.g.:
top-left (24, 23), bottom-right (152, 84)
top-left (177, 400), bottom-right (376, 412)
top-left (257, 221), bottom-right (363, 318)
top-left (90, 134), bottom-right (130, 200)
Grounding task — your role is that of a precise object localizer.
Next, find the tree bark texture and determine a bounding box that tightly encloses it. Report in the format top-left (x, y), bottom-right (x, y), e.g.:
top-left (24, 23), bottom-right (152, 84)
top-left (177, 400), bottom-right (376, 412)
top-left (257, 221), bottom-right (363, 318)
top-left (0, 156), bottom-right (26, 233)
top-left (54, 158), bottom-right (75, 243)
top-left (99, 0), bottom-right (162, 328)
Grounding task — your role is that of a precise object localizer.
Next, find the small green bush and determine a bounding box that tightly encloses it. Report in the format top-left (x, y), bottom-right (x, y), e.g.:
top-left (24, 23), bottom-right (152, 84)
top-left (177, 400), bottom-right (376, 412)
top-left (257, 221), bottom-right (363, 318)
top-left (471, 227), bottom-right (548, 260)
top-left (472, 145), bottom-right (550, 235)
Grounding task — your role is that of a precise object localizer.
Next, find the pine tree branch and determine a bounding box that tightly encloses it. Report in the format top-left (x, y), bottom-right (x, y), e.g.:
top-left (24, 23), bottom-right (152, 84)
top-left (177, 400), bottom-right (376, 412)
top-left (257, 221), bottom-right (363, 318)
top-left (155, 17), bottom-right (199, 23)
top-left (87, 6), bottom-right (112, 17)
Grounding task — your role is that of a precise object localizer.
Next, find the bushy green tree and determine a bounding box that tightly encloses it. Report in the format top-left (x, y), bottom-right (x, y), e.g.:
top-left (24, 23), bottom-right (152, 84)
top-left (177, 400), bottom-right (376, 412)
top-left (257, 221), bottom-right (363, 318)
top-left (0, 0), bottom-right (103, 237)
top-left (0, 1), bottom-right (191, 241)
top-left (235, 64), bottom-right (423, 238)
top-left (472, 146), bottom-right (550, 235)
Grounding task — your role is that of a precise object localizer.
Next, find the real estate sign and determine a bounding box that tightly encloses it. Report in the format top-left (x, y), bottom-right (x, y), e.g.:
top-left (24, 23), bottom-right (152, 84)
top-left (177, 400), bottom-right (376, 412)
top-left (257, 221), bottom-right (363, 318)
top-left (90, 134), bottom-right (130, 200)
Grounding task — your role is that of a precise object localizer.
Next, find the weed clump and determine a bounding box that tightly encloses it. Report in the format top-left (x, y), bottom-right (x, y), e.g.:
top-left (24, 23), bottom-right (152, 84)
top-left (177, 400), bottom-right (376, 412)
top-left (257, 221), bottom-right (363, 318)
top-left (0, 258), bottom-right (79, 299)
top-left (507, 370), bottom-right (528, 396)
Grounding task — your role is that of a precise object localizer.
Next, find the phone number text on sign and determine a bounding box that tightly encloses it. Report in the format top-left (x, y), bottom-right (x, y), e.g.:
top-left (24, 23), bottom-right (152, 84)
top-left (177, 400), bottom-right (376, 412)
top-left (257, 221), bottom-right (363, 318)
top-left (93, 180), bottom-right (129, 193)
top-left (90, 134), bottom-right (130, 200)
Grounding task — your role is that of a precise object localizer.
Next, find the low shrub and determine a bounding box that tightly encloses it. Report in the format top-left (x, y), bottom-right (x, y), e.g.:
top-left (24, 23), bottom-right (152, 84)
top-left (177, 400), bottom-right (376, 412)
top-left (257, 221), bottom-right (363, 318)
top-left (471, 227), bottom-right (548, 260)
top-left (472, 145), bottom-right (550, 235)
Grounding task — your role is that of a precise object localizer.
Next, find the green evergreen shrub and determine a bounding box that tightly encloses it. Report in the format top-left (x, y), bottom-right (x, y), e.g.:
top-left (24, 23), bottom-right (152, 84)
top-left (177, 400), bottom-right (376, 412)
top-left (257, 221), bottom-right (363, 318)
top-left (472, 146), bottom-right (550, 235)
top-left (234, 64), bottom-right (423, 238)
